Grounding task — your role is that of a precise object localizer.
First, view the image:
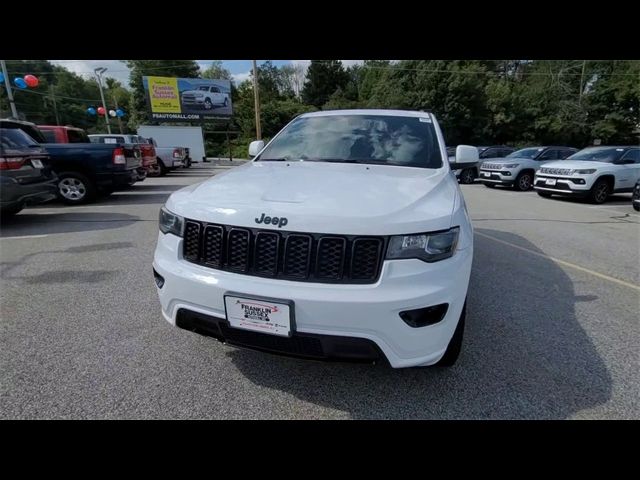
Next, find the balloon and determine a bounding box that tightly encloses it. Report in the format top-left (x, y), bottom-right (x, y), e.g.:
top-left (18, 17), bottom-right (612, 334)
top-left (97, 107), bottom-right (106, 116)
top-left (116, 109), bottom-right (125, 117)
top-left (0, 72), bottom-right (4, 84)
top-left (87, 107), bottom-right (97, 115)
top-left (24, 75), bottom-right (39, 88)
top-left (108, 109), bottom-right (117, 117)
top-left (14, 77), bottom-right (27, 89)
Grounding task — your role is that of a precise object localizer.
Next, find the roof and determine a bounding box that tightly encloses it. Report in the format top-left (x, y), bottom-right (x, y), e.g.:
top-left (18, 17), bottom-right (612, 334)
top-left (300, 109), bottom-right (433, 119)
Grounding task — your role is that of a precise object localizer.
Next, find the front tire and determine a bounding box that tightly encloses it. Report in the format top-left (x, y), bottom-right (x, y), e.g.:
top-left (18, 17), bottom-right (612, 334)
top-left (589, 179), bottom-right (610, 204)
top-left (204, 98), bottom-right (213, 110)
top-left (514, 171), bottom-right (533, 191)
top-left (459, 168), bottom-right (476, 184)
top-left (434, 302), bottom-right (466, 367)
top-left (57, 172), bottom-right (96, 205)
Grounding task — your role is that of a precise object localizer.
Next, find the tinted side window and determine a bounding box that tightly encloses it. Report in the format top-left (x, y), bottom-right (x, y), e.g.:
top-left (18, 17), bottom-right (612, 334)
top-left (0, 128), bottom-right (39, 148)
top-left (67, 129), bottom-right (89, 143)
top-left (558, 149), bottom-right (575, 160)
top-left (40, 130), bottom-right (57, 143)
top-left (481, 148), bottom-right (499, 158)
top-left (538, 149), bottom-right (558, 160)
top-left (621, 149), bottom-right (640, 163)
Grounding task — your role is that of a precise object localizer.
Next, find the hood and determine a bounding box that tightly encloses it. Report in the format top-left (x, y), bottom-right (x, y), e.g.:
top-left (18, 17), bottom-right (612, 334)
top-left (166, 161), bottom-right (458, 235)
top-left (539, 160), bottom-right (610, 170)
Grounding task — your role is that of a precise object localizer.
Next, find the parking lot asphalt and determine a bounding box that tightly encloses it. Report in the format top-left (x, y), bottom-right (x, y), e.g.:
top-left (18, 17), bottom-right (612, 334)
top-left (1, 164), bottom-right (638, 419)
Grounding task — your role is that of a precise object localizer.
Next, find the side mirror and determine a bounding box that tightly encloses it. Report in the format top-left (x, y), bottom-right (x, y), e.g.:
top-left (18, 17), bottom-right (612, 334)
top-left (248, 140), bottom-right (265, 158)
top-left (455, 145), bottom-right (479, 164)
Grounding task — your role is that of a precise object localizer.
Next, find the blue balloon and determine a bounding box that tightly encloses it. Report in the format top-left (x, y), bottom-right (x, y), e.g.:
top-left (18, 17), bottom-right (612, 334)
top-left (116, 109), bottom-right (125, 117)
top-left (87, 107), bottom-right (97, 115)
top-left (0, 72), bottom-right (4, 84)
top-left (14, 77), bottom-right (27, 89)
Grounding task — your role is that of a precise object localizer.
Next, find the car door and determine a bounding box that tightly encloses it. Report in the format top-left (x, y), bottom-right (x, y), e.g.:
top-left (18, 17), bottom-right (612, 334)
top-left (617, 149), bottom-right (640, 190)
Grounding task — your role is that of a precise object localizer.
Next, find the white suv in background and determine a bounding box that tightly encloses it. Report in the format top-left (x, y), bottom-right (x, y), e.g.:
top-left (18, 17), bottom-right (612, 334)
top-left (534, 146), bottom-right (640, 203)
top-left (153, 110), bottom-right (477, 368)
top-left (478, 146), bottom-right (578, 191)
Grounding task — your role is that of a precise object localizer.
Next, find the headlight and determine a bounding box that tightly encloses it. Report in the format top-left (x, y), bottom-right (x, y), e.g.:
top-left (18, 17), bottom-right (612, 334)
top-left (159, 206), bottom-right (184, 236)
top-left (386, 227), bottom-right (459, 263)
top-left (502, 163), bottom-right (519, 169)
top-left (574, 169), bottom-right (597, 174)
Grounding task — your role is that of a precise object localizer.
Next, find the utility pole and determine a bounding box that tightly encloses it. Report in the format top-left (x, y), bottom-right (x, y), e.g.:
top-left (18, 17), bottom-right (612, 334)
top-left (50, 85), bottom-right (60, 125)
top-left (1, 60), bottom-right (19, 118)
top-left (579, 60), bottom-right (587, 105)
top-left (94, 67), bottom-right (112, 134)
top-left (252, 60), bottom-right (262, 140)
top-left (112, 94), bottom-right (124, 134)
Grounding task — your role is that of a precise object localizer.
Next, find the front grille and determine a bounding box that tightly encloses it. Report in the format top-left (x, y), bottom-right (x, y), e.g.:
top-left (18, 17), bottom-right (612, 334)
top-left (481, 163), bottom-right (504, 170)
top-left (539, 167), bottom-right (573, 175)
top-left (182, 219), bottom-right (386, 284)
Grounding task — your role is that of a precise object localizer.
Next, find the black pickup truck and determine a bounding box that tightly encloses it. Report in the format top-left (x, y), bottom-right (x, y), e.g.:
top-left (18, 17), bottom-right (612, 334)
top-left (2, 119), bottom-right (142, 205)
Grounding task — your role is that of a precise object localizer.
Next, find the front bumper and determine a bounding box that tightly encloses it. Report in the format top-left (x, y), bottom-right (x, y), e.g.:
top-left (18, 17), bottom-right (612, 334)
top-left (478, 169), bottom-right (514, 185)
top-left (153, 232), bottom-right (472, 368)
top-left (533, 174), bottom-right (591, 197)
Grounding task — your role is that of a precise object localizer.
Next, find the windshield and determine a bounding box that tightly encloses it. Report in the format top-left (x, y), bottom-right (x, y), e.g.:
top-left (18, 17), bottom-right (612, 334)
top-left (506, 147), bottom-right (544, 159)
top-left (197, 86), bottom-right (209, 91)
top-left (566, 147), bottom-right (627, 163)
top-left (257, 114), bottom-right (443, 168)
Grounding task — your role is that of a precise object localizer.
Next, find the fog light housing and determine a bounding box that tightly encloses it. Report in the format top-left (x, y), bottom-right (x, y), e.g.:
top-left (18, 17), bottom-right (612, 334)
top-left (399, 303), bottom-right (449, 328)
top-left (502, 171), bottom-right (511, 176)
top-left (153, 268), bottom-right (165, 289)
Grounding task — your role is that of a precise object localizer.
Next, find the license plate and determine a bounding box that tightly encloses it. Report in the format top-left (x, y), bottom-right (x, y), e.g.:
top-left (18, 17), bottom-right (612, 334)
top-left (31, 159), bottom-right (43, 169)
top-left (224, 294), bottom-right (292, 337)
top-left (482, 172), bottom-right (490, 177)
top-left (546, 178), bottom-right (557, 186)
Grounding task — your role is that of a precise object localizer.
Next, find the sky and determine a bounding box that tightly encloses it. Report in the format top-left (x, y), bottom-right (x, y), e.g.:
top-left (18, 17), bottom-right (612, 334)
top-left (49, 60), bottom-right (364, 86)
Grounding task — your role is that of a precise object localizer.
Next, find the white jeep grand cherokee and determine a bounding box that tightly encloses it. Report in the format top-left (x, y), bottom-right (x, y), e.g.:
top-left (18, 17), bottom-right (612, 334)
top-left (153, 110), bottom-right (477, 368)
top-left (534, 146), bottom-right (640, 203)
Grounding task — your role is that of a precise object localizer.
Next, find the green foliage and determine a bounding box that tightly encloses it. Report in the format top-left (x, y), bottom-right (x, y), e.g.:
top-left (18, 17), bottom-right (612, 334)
top-left (301, 60), bottom-right (350, 108)
top-left (2, 59), bottom-right (638, 152)
top-left (202, 61), bottom-right (231, 80)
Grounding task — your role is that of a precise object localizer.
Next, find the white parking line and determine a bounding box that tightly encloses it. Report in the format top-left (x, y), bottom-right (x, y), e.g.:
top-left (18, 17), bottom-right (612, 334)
top-left (0, 234), bottom-right (50, 240)
top-left (475, 231), bottom-right (640, 292)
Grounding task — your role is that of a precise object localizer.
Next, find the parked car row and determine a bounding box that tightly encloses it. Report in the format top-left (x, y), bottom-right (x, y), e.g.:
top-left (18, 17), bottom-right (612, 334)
top-left (449, 143), bottom-right (640, 205)
top-left (0, 118), bottom-right (190, 216)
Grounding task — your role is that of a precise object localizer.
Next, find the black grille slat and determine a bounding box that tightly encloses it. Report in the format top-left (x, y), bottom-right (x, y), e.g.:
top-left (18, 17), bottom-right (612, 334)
top-left (254, 232), bottom-right (280, 275)
top-left (227, 229), bottom-right (250, 272)
top-left (351, 238), bottom-right (383, 279)
top-left (183, 221), bottom-right (201, 262)
top-left (181, 220), bottom-right (385, 284)
top-left (316, 237), bottom-right (346, 279)
top-left (202, 225), bottom-right (224, 267)
top-left (283, 235), bottom-right (312, 278)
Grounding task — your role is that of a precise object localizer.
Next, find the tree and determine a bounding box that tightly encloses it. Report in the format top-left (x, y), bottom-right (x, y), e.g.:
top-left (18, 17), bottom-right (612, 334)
top-left (281, 63), bottom-right (306, 98)
top-left (202, 61), bottom-right (231, 80)
top-left (301, 60), bottom-right (349, 108)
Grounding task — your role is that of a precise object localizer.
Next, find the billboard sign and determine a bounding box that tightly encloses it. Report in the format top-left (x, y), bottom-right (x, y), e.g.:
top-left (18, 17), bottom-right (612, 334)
top-left (143, 76), bottom-right (232, 121)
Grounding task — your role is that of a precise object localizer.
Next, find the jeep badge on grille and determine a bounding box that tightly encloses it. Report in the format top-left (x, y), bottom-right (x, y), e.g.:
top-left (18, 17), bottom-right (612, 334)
top-left (255, 213), bottom-right (288, 228)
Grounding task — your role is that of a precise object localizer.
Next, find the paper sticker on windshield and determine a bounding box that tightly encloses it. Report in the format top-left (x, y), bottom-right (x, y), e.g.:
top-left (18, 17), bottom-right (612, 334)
top-left (104, 138), bottom-right (117, 144)
top-left (419, 117), bottom-right (431, 123)
top-left (616, 148), bottom-right (624, 151)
